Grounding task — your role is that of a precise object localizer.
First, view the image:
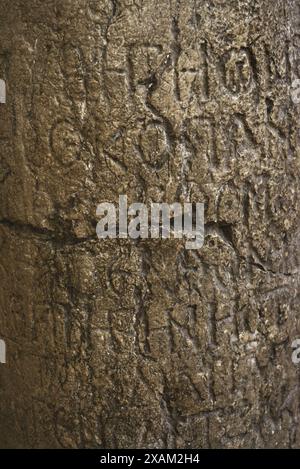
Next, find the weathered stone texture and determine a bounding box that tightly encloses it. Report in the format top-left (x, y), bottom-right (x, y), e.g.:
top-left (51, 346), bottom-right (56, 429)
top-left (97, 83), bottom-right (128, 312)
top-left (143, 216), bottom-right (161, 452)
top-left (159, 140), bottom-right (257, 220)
top-left (1, 0), bottom-right (300, 448)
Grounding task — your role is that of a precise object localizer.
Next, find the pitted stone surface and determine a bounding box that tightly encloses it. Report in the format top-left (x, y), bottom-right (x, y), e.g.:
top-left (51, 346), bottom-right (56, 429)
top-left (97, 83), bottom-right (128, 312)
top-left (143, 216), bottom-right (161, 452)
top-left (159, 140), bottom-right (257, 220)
top-left (0, 0), bottom-right (300, 448)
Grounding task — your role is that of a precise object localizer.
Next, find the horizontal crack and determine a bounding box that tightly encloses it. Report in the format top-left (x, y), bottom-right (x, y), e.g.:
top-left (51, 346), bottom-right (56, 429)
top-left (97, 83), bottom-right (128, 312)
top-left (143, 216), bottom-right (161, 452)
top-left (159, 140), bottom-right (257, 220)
top-left (0, 218), bottom-right (96, 246)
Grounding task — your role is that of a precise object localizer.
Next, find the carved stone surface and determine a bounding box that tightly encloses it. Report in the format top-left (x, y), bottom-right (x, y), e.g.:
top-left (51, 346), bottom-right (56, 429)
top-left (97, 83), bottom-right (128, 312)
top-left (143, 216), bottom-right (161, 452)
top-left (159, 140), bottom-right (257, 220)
top-left (0, 0), bottom-right (300, 448)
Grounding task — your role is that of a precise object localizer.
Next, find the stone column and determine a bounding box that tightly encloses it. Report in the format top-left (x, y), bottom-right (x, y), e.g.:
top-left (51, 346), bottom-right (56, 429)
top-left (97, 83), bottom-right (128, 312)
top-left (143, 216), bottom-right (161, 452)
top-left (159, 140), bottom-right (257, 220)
top-left (0, 0), bottom-right (300, 448)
